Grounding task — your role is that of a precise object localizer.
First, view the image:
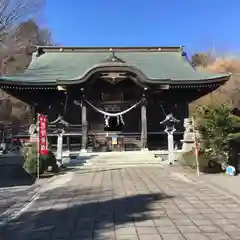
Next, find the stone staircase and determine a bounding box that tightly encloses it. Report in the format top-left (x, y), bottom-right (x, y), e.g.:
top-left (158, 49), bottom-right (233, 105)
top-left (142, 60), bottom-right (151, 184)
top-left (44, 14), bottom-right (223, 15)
top-left (61, 150), bottom-right (182, 169)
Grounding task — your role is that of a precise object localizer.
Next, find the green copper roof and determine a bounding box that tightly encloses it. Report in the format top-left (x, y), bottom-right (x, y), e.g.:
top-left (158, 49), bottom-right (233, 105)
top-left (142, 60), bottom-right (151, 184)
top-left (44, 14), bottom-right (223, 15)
top-left (0, 47), bottom-right (230, 85)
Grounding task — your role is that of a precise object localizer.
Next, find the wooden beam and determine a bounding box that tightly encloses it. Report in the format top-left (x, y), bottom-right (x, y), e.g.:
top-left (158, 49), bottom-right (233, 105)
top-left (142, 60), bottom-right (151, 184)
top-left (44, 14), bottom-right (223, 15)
top-left (37, 46), bottom-right (183, 53)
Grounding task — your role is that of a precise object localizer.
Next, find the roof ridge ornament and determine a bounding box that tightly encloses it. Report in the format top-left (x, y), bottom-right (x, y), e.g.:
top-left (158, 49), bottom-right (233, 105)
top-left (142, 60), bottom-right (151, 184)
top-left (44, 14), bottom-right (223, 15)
top-left (102, 52), bottom-right (125, 63)
top-left (181, 51), bottom-right (196, 70)
top-left (112, 52), bottom-right (117, 61)
top-left (36, 46), bottom-right (45, 57)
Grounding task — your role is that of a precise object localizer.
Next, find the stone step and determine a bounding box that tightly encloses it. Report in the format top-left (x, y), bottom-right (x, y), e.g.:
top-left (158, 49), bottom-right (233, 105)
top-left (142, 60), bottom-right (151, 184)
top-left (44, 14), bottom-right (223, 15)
top-left (79, 164), bottom-right (166, 170)
top-left (83, 158), bottom-right (165, 162)
top-left (81, 164), bottom-right (165, 169)
top-left (85, 162), bottom-right (164, 165)
top-left (63, 157), bottom-right (174, 168)
top-left (61, 150), bottom-right (182, 168)
top-left (84, 160), bottom-right (163, 163)
top-left (84, 160), bottom-right (164, 165)
top-left (81, 157), bottom-right (166, 164)
top-left (63, 151), bottom-right (167, 168)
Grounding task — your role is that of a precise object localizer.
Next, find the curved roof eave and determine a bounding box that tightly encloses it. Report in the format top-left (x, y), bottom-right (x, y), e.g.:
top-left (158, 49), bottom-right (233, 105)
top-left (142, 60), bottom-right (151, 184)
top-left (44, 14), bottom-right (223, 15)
top-left (56, 64), bottom-right (231, 85)
top-left (0, 77), bottom-right (57, 87)
top-left (155, 73), bottom-right (231, 85)
top-left (56, 63), bottom-right (159, 85)
top-left (0, 72), bottom-right (230, 87)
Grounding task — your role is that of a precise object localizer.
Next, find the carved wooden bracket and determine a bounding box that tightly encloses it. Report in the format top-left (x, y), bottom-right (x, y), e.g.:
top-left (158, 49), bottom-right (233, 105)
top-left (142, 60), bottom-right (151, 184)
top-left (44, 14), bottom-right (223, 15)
top-left (101, 72), bottom-right (126, 84)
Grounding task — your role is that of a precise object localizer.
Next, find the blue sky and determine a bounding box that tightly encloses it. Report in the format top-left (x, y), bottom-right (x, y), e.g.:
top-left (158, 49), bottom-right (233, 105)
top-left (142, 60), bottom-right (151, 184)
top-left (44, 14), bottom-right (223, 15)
top-left (44, 0), bottom-right (240, 54)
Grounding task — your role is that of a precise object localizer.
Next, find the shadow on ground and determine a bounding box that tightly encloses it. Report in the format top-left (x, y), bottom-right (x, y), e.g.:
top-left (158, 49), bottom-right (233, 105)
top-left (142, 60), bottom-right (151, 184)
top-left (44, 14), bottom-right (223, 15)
top-left (201, 164), bottom-right (223, 174)
top-left (0, 185), bottom-right (174, 240)
top-left (63, 154), bottom-right (98, 167)
top-left (59, 167), bottom-right (124, 175)
top-left (0, 154), bottom-right (99, 188)
top-left (0, 156), bottom-right (35, 188)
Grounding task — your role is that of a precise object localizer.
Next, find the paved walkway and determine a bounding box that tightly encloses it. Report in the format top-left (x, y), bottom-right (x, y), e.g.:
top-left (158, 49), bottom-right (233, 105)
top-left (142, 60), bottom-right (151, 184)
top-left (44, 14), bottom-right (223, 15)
top-left (200, 174), bottom-right (240, 199)
top-left (175, 165), bottom-right (240, 201)
top-left (1, 167), bottom-right (240, 240)
top-left (0, 184), bottom-right (40, 222)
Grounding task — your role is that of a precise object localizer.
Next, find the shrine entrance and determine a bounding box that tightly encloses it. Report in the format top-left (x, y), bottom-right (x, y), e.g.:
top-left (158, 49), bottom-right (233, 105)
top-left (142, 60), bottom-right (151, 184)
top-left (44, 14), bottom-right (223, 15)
top-left (85, 98), bottom-right (144, 152)
top-left (79, 76), bottom-right (146, 152)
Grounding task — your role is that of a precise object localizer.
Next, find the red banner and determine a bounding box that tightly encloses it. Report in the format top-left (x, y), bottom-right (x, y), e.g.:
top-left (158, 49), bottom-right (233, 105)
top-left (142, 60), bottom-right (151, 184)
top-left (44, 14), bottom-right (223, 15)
top-left (39, 114), bottom-right (48, 155)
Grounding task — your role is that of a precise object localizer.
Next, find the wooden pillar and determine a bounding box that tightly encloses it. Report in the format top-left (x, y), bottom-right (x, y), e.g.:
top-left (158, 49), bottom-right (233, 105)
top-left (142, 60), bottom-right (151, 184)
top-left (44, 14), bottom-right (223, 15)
top-left (141, 89), bottom-right (148, 150)
top-left (67, 136), bottom-right (71, 152)
top-left (31, 103), bottom-right (37, 123)
top-left (81, 88), bottom-right (88, 152)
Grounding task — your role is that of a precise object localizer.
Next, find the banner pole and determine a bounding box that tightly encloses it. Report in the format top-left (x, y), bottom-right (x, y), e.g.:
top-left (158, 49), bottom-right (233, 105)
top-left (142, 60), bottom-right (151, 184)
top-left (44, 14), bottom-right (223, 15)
top-left (37, 113), bottom-right (40, 180)
top-left (192, 117), bottom-right (200, 177)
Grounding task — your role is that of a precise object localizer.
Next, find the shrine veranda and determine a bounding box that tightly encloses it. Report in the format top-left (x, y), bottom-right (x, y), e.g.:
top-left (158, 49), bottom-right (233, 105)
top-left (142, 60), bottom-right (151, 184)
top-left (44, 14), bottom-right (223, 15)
top-left (0, 46), bottom-right (230, 152)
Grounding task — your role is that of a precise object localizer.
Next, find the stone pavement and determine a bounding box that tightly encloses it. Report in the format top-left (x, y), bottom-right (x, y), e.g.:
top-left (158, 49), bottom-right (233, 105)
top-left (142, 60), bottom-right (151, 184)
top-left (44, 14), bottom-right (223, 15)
top-left (200, 174), bottom-right (240, 199)
top-left (0, 171), bottom-right (74, 228)
top-left (1, 167), bottom-right (240, 240)
top-left (0, 155), bottom-right (37, 219)
top-left (174, 165), bottom-right (240, 201)
top-left (0, 184), bottom-right (41, 222)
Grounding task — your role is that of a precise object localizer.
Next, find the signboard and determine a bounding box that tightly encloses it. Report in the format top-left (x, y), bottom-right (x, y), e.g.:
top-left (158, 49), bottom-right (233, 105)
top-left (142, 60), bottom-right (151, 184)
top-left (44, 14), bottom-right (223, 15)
top-left (39, 114), bottom-right (48, 155)
top-left (226, 166), bottom-right (236, 176)
top-left (112, 135), bottom-right (117, 145)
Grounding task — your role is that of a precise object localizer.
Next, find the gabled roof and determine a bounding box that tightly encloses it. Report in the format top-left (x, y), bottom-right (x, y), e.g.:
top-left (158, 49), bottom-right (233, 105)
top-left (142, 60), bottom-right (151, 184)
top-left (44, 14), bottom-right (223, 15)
top-left (0, 46), bottom-right (230, 86)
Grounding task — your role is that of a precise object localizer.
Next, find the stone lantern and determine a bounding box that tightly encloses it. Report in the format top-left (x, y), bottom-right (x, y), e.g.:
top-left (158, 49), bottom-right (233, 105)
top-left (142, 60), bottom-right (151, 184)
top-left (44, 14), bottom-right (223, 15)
top-left (160, 113), bottom-right (180, 165)
top-left (51, 116), bottom-right (69, 165)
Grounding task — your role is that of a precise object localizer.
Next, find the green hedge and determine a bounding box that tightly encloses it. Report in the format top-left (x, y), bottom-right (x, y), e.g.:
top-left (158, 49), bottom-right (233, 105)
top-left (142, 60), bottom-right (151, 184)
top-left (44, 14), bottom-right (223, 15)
top-left (182, 150), bottom-right (207, 170)
top-left (23, 143), bottom-right (59, 177)
top-left (182, 149), bottom-right (222, 173)
top-left (23, 143), bottom-right (38, 177)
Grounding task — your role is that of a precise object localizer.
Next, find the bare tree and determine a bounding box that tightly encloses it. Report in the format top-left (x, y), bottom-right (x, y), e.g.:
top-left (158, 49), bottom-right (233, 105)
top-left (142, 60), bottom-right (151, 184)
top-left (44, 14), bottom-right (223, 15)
top-left (0, 0), bottom-right (46, 124)
top-left (191, 53), bottom-right (215, 68)
top-left (0, 0), bottom-right (45, 44)
top-left (0, 97), bottom-right (12, 120)
top-left (37, 28), bottom-right (52, 46)
top-left (190, 58), bottom-right (240, 114)
top-left (1, 19), bottom-right (53, 75)
top-left (0, 0), bottom-right (46, 75)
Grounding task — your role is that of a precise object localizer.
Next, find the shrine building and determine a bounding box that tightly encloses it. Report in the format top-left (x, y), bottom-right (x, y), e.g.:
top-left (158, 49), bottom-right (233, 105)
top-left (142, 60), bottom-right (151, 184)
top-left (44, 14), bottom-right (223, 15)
top-left (0, 46), bottom-right (230, 152)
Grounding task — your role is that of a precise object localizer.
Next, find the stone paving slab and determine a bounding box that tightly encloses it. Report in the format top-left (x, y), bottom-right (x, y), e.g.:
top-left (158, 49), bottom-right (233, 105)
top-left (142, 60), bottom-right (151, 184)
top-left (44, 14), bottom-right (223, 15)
top-left (0, 172), bottom-right (73, 227)
top-left (1, 167), bottom-right (240, 240)
top-left (0, 183), bottom-right (41, 221)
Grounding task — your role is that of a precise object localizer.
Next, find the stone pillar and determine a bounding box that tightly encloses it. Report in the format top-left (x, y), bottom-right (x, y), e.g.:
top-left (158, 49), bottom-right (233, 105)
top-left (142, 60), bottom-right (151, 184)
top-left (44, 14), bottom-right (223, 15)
top-left (141, 90), bottom-right (148, 150)
top-left (56, 134), bottom-right (63, 161)
top-left (81, 89), bottom-right (88, 152)
top-left (165, 128), bottom-right (176, 165)
top-left (181, 118), bottom-right (195, 153)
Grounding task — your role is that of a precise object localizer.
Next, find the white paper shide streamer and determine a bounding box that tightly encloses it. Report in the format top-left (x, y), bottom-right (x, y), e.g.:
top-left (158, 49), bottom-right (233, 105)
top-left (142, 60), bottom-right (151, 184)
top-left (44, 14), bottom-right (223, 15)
top-left (85, 99), bottom-right (143, 127)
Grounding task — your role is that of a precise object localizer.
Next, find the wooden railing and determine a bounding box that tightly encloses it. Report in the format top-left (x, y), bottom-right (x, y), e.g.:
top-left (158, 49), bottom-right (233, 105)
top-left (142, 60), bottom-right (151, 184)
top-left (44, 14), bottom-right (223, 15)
top-left (2, 124), bottom-right (184, 152)
top-left (3, 124), bottom-right (83, 139)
